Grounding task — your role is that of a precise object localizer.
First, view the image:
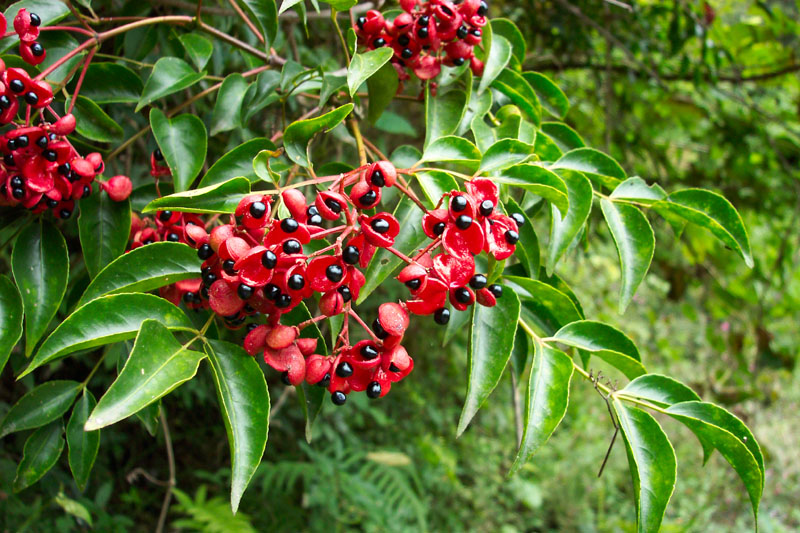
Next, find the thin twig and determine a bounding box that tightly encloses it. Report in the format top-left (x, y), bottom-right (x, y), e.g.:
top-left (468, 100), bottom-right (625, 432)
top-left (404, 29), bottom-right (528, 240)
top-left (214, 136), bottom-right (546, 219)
top-left (155, 410), bottom-right (176, 533)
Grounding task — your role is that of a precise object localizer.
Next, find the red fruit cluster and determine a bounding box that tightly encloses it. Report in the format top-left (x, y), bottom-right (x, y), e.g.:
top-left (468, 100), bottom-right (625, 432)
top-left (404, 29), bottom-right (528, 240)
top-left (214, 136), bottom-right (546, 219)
top-left (354, 0), bottom-right (487, 83)
top-left (0, 66), bottom-right (53, 123)
top-left (9, 9), bottom-right (47, 66)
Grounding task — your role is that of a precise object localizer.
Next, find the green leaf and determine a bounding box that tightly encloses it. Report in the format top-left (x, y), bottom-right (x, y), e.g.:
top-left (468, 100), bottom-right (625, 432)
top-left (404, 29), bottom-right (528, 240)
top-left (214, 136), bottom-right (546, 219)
top-left (14, 421), bottom-right (65, 492)
top-left (79, 242), bottom-right (200, 307)
top-left (358, 196), bottom-right (430, 304)
top-left (491, 19), bottom-right (526, 62)
top-left (541, 122), bottom-right (585, 152)
top-left (243, 70), bottom-right (281, 122)
top-left (654, 189), bottom-right (753, 268)
top-left (424, 88), bottom-right (468, 148)
top-left (419, 136), bottom-right (481, 165)
top-left (457, 290), bottom-right (521, 436)
top-left (522, 72), bottom-right (569, 119)
top-left (211, 74), bottom-right (250, 135)
top-left (458, 87), bottom-right (492, 136)
top-left (665, 401), bottom-right (763, 523)
top-left (348, 47), bottom-right (394, 96)
top-left (278, 0), bottom-right (304, 15)
top-left (319, 73), bottom-right (346, 109)
top-left (179, 33), bottom-right (213, 70)
top-left (621, 374), bottom-right (700, 407)
top-left (143, 177), bottom-right (251, 214)
top-left (85, 320), bottom-right (206, 430)
top-left (12, 220), bottom-right (69, 355)
top-left (78, 189), bottom-right (131, 279)
top-left (21, 294), bottom-right (193, 378)
top-left (199, 138), bottom-right (276, 188)
top-left (493, 164), bottom-right (569, 216)
top-left (283, 104), bottom-right (354, 167)
top-left (492, 68), bottom-right (541, 126)
top-left (533, 130), bottom-right (562, 162)
top-left (150, 109), bottom-right (207, 192)
top-left (325, 0), bottom-right (357, 9)
top-left (238, 0), bottom-right (279, 46)
top-left (509, 339), bottom-right (572, 475)
top-left (0, 275), bottom-right (23, 375)
top-left (136, 57), bottom-right (205, 111)
top-left (504, 276), bottom-right (583, 335)
top-left (505, 198), bottom-right (539, 278)
top-left (414, 170), bottom-right (459, 208)
top-left (610, 177), bottom-right (666, 205)
top-left (546, 170), bottom-right (592, 274)
top-left (54, 492), bottom-right (93, 527)
top-left (67, 390), bottom-right (99, 491)
top-left (65, 96), bottom-right (123, 143)
top-left (478, 33), bottom-right (512, 95)
top-left (367, 61), bottom-right (399, 124)
top-left (252, 148), bottom-right (283, 186)
top-left (478, 139), bottom-right (536, 174)
top-left (0, 380), bottom-right (79, 439)
top-left (553, 320), bottom-right (646, 379)
top-left (72, 63), bottom-right (142, 104)
top-left (551, 148), bottom-right (626, 190)
top-left (471, 115), bottom-right (496, 153)
top-left (601, 200), bottom-right (655, 313)
top-left (613, 400), bottom-right (677, 533)
top-left (205, 340), bottom-right (270, 513)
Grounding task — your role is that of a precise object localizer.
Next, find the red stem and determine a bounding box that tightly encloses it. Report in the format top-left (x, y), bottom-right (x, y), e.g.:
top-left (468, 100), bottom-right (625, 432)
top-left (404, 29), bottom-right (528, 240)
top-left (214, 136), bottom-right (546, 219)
top-left (39, 25), bottom-right (95, 37)
top-left (348, 309), bottom-right (379, 342)
top-left (68, 48), bottom-right (97, 114)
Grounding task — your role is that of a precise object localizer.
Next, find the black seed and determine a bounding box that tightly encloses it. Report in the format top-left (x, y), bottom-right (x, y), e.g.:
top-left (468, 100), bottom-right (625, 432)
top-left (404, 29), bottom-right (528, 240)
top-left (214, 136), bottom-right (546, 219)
top-left (469, 274), bottom-right (487, 290)
top-left (405, 278), bottom-right (422, 291)
top-left (455, 215), bottom-right (473, 230)
top-left (166, 233), bottom-right (180, 242)
top-left (373, 37), bottom-right (386, 47)
top-left (504, 230), bottom-right (519, 244)
top-left (58, 163), bottom-right (70, 176)
top-left (7, 139), bottom-right (16, 151)
top-left (360, 344), bottom-right (379, 359)
top-left (370, 218), bottom-right (390, 234)
top-left (24, 92), bottom-right (38, 106)
top-left (223, 259), bottom-right (237, 275)
top-left (31, 42), bottom-right (44, 57)
top-left (359, 189), bottom-right (377, 207)
top-left (511, 213), bottom-right (525, 227)
top-left (16, 135), bottom-right (29, 148)
top-left (283, 239), bottom-right (302, 254)
top-left (324, 198), bottom-right (342, 213)
top-left (370, 169), bottom-right (385, 187)
top-left (183, 292), bottom-right (195, 303)
top-left (452, 57), bottom-right (465, 66)
top-left (308, 214), bottom-right (323, 226)
top-left (288, 274), bottom-right (305, 290)
top-left (342, 245), bottom-right (360, 264)
top-left (36, 135), bottom-right (48, 148)
top-left (237, 284), bottom-right (254, 299)
top-left (153, 148), bottom-right (164, 161)
top-left (198, 244), bottom-right (213, 260)
top-left (249, 201), bottom-right (267, 218)
top-left (49, 132), bottom-right (57, 140)
top-left (276, 293), bottom-right (292, 308)
top-left (432, 222), bottom-right (446, 235)
top-left (471, 28), bottom-right (482, 37)
top-left (42, 150), bottom-right (57, 162)
top-left (326, 264), bottom-right (344, 282)
top-left (457, 25), bottom-right (469, 39)
top-left (307, 205), bottom-right (319, 216)
top-left (281, 372), bottom-right (292, 385)
top-left (419, 15), bottom-right (430, 25)
top-left (30, 13), bottom-right (41, 26)
top-left (450, 195), bottom-right (467, 212)
top-left (372, 318), bottom-right (388, 339)
top-left (366, 381), bottom-right (382, 399)
top-left (417, 27), bottom-right (429, 39)
top-left (12, 188), bottom-right (25, 199)
top-left (318, 373), bottom-right (331, 388)
top-left (398, 34), bottom-right (410, 46)
top-left (331, 391), bottom-right (347, 405)
top-left (336, 361), bottom-right (353, 378)
top-left (488, 284), bottom-right (503, 298)
top-left (10, 176), bottom-right (23, 188)
top-left (3, 154), bottom-right (14, 166)
top-left (264, 283), bottom-right (280, 300)
top-left (82, 185), bottom-right (91, 198)
top-left (389, 363), bottom-right (400, 372)
top-left (434, 307), bottom-right (451, 325)
top-left (247, 323), bottom-right (259, 332)
top-left (261, 250), bottom-right (277, 269)
top-left (477, 1), bottom-right (488, 16)
top-left (454, 287), bottom-right (471, 303)
top-left (356, 16), bottom-right (367, 29)
top-left (203, 271), bottom-right (217, 286)
top-left (59, 209), bottom-right (72, 219)
top-left (0, 95), bottom-right (10, 110)
top-left (9, 79), bottom-right (24, 93)
top-left (280, 218), bottom-right (299, 233)
top-left (338, 285), bottom-right (352, 302)
top-left (158, 210), bottom-right (172, 222)
top-left (401, 48), bottom-right (413, 59)
top-left (479, 200), bottom-right (494, 216)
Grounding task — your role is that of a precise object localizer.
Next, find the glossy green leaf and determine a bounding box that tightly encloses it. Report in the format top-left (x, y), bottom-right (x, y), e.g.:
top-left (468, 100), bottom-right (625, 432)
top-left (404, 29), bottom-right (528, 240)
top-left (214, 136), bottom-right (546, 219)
top-left (551, 148), bottom-right (626, 190)
top-left (471, 115), bottom-right (496, 153)
top-left (655, 189), bottom-right (753, 268)
top-left (523, 72), bottom-right (569, 119)
top-left (541, 122), bottom-right (585, 152)
top-left (611, 177), bottom-right (667, 205)
top-left (86, 320), bottom-right (205, 430)
top-left (238, 0), bottom-right (279, 46)
top-left (179, 33), bottom-right (213, 70)
top-left (478, 139), bottom-right (536, 174)
top-left (621, 374), bottom-right (701, 407)
top-left (65, 96), bottom-right (123, 142)
top-left (494, 164), bottom-right (569, 216)
top-left (283, 104), bottom-right (354, 167)
top-left (601, 199), bottom-right (655, 313)
top-left (79, 242), bottom-right (200, 306)
top-left (143, 177), bottom-right (251, 214)
top-left (367, 61), bottom-right (399, 124)
top-left (243, 70), bottom-right (281, 122)
top-left (665, 401), bottom-right (763, 523)
top-left (21, 294), bottom-right (193, 378)
top-left (613, 400), bottom-right (677, 533)
top-left (14, 421), bottom-right (65, 492)
top-left (533, 131), bottom-right (563, 162)
top-left (67, 390), bottom-right (99, 491)
top-left (509, 339), bottom-right (572, 475)
top-left (205, 340), bottom-right (270, 513)
top-left (492, 68), bottom-right (541, 126)
top-left (199, 138), bottom-right (276, 188)
top-left (491, 19), bottom-right (526, 62)
top-left (278, 0), bottom-right (304, 15)
top-left (150, 109), bottom-right (207, 192)
top-left (78, 190), bottom-right (131, 279)
top-left (136, 57), bottom-right (205, 111)
top-left (211, 74), bottom-right (250, 135)
top-left (358, 196), bottom-right (429, 304)
top-left (319, 73), bottom-right (347, 109)
top-left (505, 198), bottom-right (539, 278)
top-left (414, 170), bottom-right (459, 207)
top-left (419, 136), bottom-right (481, 165)
top-left (0, 381), bottom-right (80, 438)
top-left (546, 170), bottom-right (592, 274)
top-left (458, 87), bottom-right (492, 136)
top-left (424, 88), bottom-right (468, 148)
top-left (252, 148), bottom-right (283, 186)
top-left (12, 220), bottom-right (69, 355)
top-left (457, 290), bottom-right (520, 436)
top-left (0, 275), bottom-right (23, 375)
top-left (348, 47), bottom-right (393, 96)
top-left (504, 276), bottom-right (583, 335)
top-left (553, 320), bottom-right (646, 379)
top-left (478, 33), bottom-right (512, 94)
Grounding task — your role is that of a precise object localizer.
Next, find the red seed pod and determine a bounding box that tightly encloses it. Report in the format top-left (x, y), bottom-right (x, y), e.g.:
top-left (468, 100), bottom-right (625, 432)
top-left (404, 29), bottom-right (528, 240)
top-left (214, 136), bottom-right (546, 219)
top-left (296, 337), bottom-right (318, 356)
top-left (362, 10), bottom-right (385, 34)
top-left (405, 278), bottom-right (448, 315)
top-left (0, 14), bottom-right (6, 36)
top-left (444, 39), bottom-right (473, 60)
top-left (465, 27), bottom-right (482, 46)
top-left (399, 0), bottom-right (417, 13)
top-left (366, 160), bottom-right (397, 188)
top-left (281, 188), bottom-right (308, 222)
top-left (19, 41), bottom-right (46, 66)
top-left (433, 253), bottom-right (475, 289)
top-left (266, 324), bottom-right (298, 350)
top-left (85, 152), bottom-right (104, 174)
top-left (13, 9), bottom-right (39, 42)
top-left (305, 354), bottom-right (333, 385)
top-left (50, 114), bottom-right (77, 135)
top-left (102, 176), bottom-right (132, 202)
top-left (0, 95), bottom-right (19, 123)
top-left (349, 180), bottom-right (381, 209)
top-left (397, 263), bottom-right (428, 294)
top-left (469, 14), bottom-right (487, 27)
top-left (184, 223), bottom-right (209, 248)
top-left (315, 190), bottom-right (348, 220)
top-left (209, 224), bottom-right (235, 252)
top-left (457, 0), bottom-right (481, 18)
top-left (392, 12), bottom-right (414, 33)
top-left (208, 279), bottom-right (245, 316)
top-left (307, 255), bottom-right (347, 292)
top-left (382, 344), bottom-right (413, 374)
top-left (218, 236), bottom-right (250, 262)
top-left (70, 158), bottom-right (95, 179)
top-left (27, 80), bottom-right (53, 109)
top-left (377, 302), bottom-right (410, 337)
top-left (319, 289), bottom-right (344, 317)
top-left (470, 57), bottom-right (484, 76)
top-left (264, 344), bottom-right (306, 385)
top-left (5, 68), bottom-right (32, 95)
top-left (476, 287), bottom-right (497, 307)
top-left (413, 55), bottom-right (441, 80)
top-left (442, 220), bottom-right (485, 257)
top-left (360, 212), bottom-right (400, 248)
top-left (346, 266), bottom-right (366, 301)
top-left (449, 286), bottom-right (475, 311)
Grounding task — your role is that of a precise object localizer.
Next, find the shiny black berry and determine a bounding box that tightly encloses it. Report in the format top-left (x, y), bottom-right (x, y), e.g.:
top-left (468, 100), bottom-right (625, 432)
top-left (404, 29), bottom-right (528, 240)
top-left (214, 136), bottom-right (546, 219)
top-left (479, 200), bottom-right (494, 216)
top-left (342, 245), bottom-right (360, 264)
top-left (488, 284), bottom-right (503, 298)
top-left (454, 287), bottom-right (471, 303)
top-left (338, 285), bottom-right (352, 302)
top-left (166, 233), bottom-right (180, 242)
top-left (183, 292), bottom-right (195, 303)
top-left (336, 361), bottom-right (353, 378)
top-left (9, 79), bottom-right (24, 93)
top-left (197, 244), bottom-right (213, 260)
top-left (452, 57), bottom-right (465, 66)
top-left (280, 218), bottom-right (299, 233)
top-left (405, 278), bottom-right (422, 291)
top-left (417, 27), bottom-right (429, 39)
top-left (30, 13), bottom-right (41, 26)
top-left (326, 264), bottom-right (344, 282)
top-left (262, 250), bottom-right (277, 268)
top-left (398, 34), bottom-right (410, 46)
top-left (371, 218), bottom-right (390, 233)
top-left (324, 198), bottom-right (342, 213)
top-left (511, 213), bottom-right (525, 227)
top-left (0, 96), bottom-right (10, 110)
top-left (360, 344), bottom-right (379, 360)
top-left (504, 230), bottom-right (519, 244)
top-left (434, 308), bottom-right (451, 325)
top-left (264, 283), bottom-right (280, 300)
top-left (308, 214), bottom-right (323, 226)
top-left (31, 42), bottom-right (44, 57)
top-left (366, 381), bottom-right (382, 399)
top-left (276, 293), bottom-right (292, 308)
top-left (331, 391), bottom-right (347, 405)
top-left (281, 372), bottom-right (292, 385)
top-left (450, 195), bottom-right (467, 212)
top-left (223, 259), bottom-right (237, 275)
top-left (469, 274), bottom-right (487, 290)
top-left (158, 210), bottom-right (172, 222)
top-left (477, 1), bottom-right (488, 16)
top-left (283, 239), bottom-right (302, 254)
top-left (36, 135), bottom-right (48, 149)
top-left (455, 215), bottom-right (473, 230)
top-left (457, 25), bottom-right (468, 39)
top-left (16, 135), bottom-right (28, 148)
top-left (237, 284), bottom-right (254, 300)
top-left (10, 176), bottom-right (23, 189)
top-left (372, 318), bottom-right (388, 339)
top-left (288, 274), bottom-right (305, 290)
top-left (359, 189), bottom-right (377, 207)
top-left (59, 209), bottom-right (72, 219)
top-left (11, 188), bottom-right (25, 199)
top-left (47, 198), bottom-right (59, 208)
top-left (401, 48), bottom-right (413, 59)
top-left (24, 92), bottom-right (38, 106)
top-left (370, 169), bottom-right (385, 187)
top-left (373, 38), bottom-right (386, 47)
top-left (317, 373), bottom-right (331, 388)
top-left (203, 271), bottom-right (217, 286)
top-left (432, 222), bottom-right (446, 236)
top-left (249, 201), bottom-right (267, 218)
top-left (153, 148), bottom-right (164, 161)
top-left (356, 16), bottom-right (367, 29)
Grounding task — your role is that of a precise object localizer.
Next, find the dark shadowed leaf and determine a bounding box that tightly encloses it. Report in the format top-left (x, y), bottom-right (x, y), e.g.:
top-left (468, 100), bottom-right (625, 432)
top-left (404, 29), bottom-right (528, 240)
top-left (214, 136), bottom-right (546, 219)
top-left (0, 381), bottom-right (80, 438)
top-left (78, 190), bottom-right (131, 279)
top-left (0, 275), bottom-right (23, 375)
top-left (150, 109), bottom-right (207, 192)
top-left (523, 72), bottom-right (569, 119)
top-left (179, 33), bottom-right (213, 69)
top-left (67, 390), bottom-right (99, 491)
top-left (14, 420), bottom-right (65, 492)
top-left (136, 57), bottom-right (205, 111)
top-left (284, 104), bottom-right (354, 167)
top-left (65, 96), bottom-right (123, 142)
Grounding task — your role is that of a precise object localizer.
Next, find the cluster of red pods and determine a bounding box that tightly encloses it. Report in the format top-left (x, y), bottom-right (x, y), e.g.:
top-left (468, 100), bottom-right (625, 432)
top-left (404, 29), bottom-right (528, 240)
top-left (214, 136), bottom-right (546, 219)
top-left (354, 0), bottom-right (488, 82)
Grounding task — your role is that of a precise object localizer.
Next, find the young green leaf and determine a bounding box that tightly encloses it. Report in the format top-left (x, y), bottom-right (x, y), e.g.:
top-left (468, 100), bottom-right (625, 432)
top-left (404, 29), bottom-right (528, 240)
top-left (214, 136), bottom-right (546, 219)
top-left (78, 242), bottom-right (200, 306)
top-left (457, 290), bottom-right (521, 436)
top-left (613, 400), bottom-right (677, 533)
top-left (492, 68), bottom-right (542, 126)
top-left (541, 122), bottom-right (585, 152)
top-left (211, 74), bottom-right (250, 135)
top-left (143, 177), bottom-right (251, 214)
top-left (11, 220), bottom-right (69, 355)
top-left (505, 198), bottom-right (539, 278)
top-left (601, 199), bottom-right (655, 313)
top-left (419, 136), bottom-right (481, 165)
top-left (178, 33), bottom-right (213, 70)
top-left (136, 57), bottom-right (205, 111)
top-left (477, 33), bottom-right (512, 94)
top-left (478, 139), bottom-right (536, 174)
top-left (205, 340), bottom-right (270, 513)
top-left (85, 320), bottom-right (206, 430)
top-left (14, 420), bottom-right (65, 492)
top-left (414, 170), bottom-right (459, 207)
top-left (509, 339), bottom-right (572, 475)
top-left (150, 109), bottom-right (208, 192)
top-left (0, 381), bottom-right (81, 438)
top-left (610, 177), bottom-right (667, 204)
top-left (0, 275), bottom-right (23, 375)
top-left (199, 138), bottom-right (276, 188)
top-left (493, 164), bottom-right (569, 216)
top-left (550, 148), bottom-right (627, 190)
top-left (424, 87), bottom-right (468, 148)
top-left (67, 390), bottom-right (99, 491)
top-left (523, 72), bottom-right (569, 119)
top-left (553, 320), bottom-right (646, 379)
top-left (237, 0), bottom-right (279, 46)
top-left (283, 104), bottom-right (354, 167)
top-left (21, 294), bottom-right (193, 379)
top-left (78, 189), bottom-right (131, 279)
top-left (54, 492), bottom-right (93, 527)
top-left (367, 61), bottom-right (399, 124)
top-left (621, 374), bottom-right (701, 406)
top-left (546, 169), bottom-right (593, 273)
top-left (65, 96), bottom-right (123, 142)
top-left (491, 19), bottom-right (526, 62)
top-left (503, 276), bottom-right (583, 334)
top-left (348, 47), bottom-right (394, 96)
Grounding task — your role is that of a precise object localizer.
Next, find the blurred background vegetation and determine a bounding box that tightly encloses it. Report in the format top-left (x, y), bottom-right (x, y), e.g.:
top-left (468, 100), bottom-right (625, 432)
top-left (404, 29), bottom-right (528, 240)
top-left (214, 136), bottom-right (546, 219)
top-left (2, 0), bottom-right (799, 531)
